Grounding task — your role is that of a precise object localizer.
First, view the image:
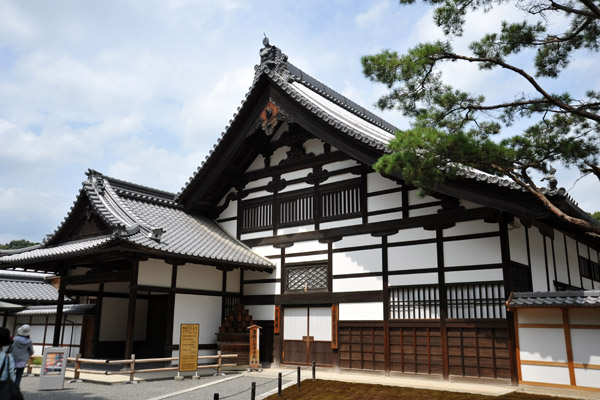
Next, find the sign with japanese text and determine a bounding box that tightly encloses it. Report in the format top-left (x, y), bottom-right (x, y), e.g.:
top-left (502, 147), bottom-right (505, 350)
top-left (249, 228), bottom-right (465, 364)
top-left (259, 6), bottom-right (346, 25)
top-left (331, 305), bottom-right (339, 349)
top-left (274, 306), bottom-right (280, 334)
top-left (248, 324), bottom-right (261, 368)
top-left (179, 323), bottom-right (199, 372)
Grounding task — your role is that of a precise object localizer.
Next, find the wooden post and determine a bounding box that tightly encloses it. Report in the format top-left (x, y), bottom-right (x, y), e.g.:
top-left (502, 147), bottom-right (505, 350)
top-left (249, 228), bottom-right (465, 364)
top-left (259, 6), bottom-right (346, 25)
top-left (382, 236), bottom-right (391, 376)
top-left (221, 269), bottom-right (228, 321)
top-left (251, 381), bottom-right (256, 400)
top-left (124, 261), bottom-right (139, 358)
top-left (562, 308), bottom-right (576, 386)
top-left (53, 278), bottom-right (66, 346)
top-left (216, 350), bottom-right (222, 375)
top-left (74, 353), bottom-right (81, 380)
top-left (500, 221), bottom-right (520, 385)
top-left (297, 366), bottom-right (301, 388)
top-left (278, 372), bottom-right (282, 397)
top-left (165, 264), bottom-right (177, 358)
top-left (129, 353), bottom-right (136, 383)
top-left (436, 229), bottom-right (449, 380)
top-left (92, 283), bottom-right (104, 358)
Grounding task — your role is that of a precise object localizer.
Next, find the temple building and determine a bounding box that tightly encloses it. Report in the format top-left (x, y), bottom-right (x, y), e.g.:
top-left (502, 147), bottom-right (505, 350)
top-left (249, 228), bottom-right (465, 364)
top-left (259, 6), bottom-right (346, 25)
top-left (1, 40), bottom-right (599, 391)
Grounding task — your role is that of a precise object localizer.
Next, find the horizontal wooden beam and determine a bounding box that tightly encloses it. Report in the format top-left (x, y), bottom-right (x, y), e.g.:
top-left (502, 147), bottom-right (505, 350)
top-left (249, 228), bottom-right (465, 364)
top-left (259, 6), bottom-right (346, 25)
top-left (62, 270), bottom-right (131, 285)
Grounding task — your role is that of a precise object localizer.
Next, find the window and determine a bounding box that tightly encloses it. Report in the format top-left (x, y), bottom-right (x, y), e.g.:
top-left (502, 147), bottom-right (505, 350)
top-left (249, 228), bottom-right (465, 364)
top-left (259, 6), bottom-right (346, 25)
top-left (579, 256), bottom-right (600, 281)
top-left (239, 178), bottom-right (362, 233)
top-left (285, 263), bottom-right (328, 292)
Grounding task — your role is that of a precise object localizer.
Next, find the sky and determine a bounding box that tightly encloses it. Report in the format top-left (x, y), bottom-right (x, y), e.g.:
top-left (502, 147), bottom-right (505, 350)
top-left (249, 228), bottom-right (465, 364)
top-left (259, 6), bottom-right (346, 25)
top-left (0, 0), bottom-right (598, 244)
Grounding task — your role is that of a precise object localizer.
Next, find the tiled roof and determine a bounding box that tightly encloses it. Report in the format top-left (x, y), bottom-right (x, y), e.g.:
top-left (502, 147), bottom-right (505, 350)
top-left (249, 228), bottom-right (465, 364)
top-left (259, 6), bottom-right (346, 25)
top-left (508, 290), bottom-right (600, 308)
top-left (0, 171), bottom-right (273, 270)
top-left (0, 277), bottom-right (63, 302)
top-left (14, 303), bottom-right (95, 316)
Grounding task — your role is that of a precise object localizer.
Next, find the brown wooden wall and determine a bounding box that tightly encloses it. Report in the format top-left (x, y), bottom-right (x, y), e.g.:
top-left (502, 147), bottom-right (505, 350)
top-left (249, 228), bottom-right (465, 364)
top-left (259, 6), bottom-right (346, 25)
top-left (338, 320), bottom-right (511, 380)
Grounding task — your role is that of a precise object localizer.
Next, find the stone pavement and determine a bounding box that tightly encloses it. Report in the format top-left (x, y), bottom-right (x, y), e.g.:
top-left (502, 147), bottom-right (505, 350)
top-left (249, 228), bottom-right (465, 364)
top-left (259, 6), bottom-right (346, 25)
top-left (18, 365), bottom-right (600, 400)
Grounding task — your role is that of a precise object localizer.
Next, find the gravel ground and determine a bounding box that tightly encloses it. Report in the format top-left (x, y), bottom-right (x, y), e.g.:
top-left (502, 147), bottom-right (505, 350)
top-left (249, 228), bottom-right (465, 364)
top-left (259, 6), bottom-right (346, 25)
top-left (19, 374), bottom-right (289, 400)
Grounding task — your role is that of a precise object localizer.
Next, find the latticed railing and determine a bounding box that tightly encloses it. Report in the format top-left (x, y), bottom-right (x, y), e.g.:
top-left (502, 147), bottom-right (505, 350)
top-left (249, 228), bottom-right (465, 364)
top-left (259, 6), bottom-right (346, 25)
top-left (320, 185), bottom-right (361, 220)
top-left (286, 264), bottom-right (328, 291)
top-left (446, 282), bottom-right (506, 319)
top-left (389, 285), bottom-right (440, 319)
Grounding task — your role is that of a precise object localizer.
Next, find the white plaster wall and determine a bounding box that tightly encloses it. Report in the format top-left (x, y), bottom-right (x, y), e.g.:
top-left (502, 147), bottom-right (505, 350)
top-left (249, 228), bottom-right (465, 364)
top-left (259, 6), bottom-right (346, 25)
top-left (309, 307), bottom-right (332, 341)
top-left (445, 220), bottom-right (499, 237)
top-left (367, 173), bottom-right (397, 193)
top-left (571, 329), bottom-right (600, 365)
top-left (332, 276), bottom-right (382, 292)
top-left (409, 206), bottom-right (442, 217)
top-left (320, 218), bottom-right (363, 230)
top-left (176, 264), bottom-right (222, 291)
top-left (369, 212), bottom-right (403, 223)
top-left (444, 237), bottom-right (502, 267)
top-left (388, 243), bottom-right (437, 271)
top-left (368, 192), bottom-right (403, 212)
top-left (278, 182), bottom-right (313, 194)
top-left (519, 327), bottom-right (567, 362)
top-left (569, 309), bottom-right (600, 325)
top-left (217, 198), bottom-right (237, 219)
top-left (286, 240), bottom-right (327, 254)
top-left (285, 254), bottom-right (328, 263)
top-left (226, 268), bottom-right (241, 293)
top-left (332, 249), bottom-right (382, 275)
top-left (240, 230), bottom-right (272, 240)
top-left (245, 177), bottom-right (271, 190)
top-left (283, 308), bottom-right (307, 340)
top-left (247, 305), bottom-right (275, 321)
top-left (408, 190), bottom-right (438, 205)
top-left (521, 365), bottom-right (571, 385)
top-left (277, 225), bottom-right (314, 235)
top-left (304, 138), bottom-right (324, 155)
top-left (280, 168), bottom-right (312, 181)
top-left (518, 308), bottom-right (562, 324)
top-left (244, 282), bottom-right (279, 296)
top-left (220, 220), bottom-right (237, 237)
top-left (323, 172), bottom-right (357, 185)
top-left (545, 236), bottom-right (557, 291)
top-left (445, 268), bottom-right (503, 284)
top-left (172, 294), bottom-right (221, 345)
top-left (99, 298), bottom-right (148, 341)
top-left (388, 228), bottom-right (436, 243)
top-left (388, 273), bottom-right (438, 286)
top-left (244, 190), bottom-right (270, 200)
top-left (574, 368), bottom-right (600, 389)
top-left (339, 302), bottom-right (383, 321)
top-left (245, 154), bottom-right (265, 172)
top-left (138, 258), bottom-right (173, 287)
top-left (528, 227), bottom-right (549, 291)
top-left (508, 223), bottom-right (528, 265)
top-left (271, 146), bottom-right (291, 166)
top-left (251, 245), bottom-right (280, 258)
top-left (565, 236), bottom-right (581, 287)
top-left (323, 159), bottom-right (360, 172)
top-left (245, 268), bottom-right (278, 281)
top-left (333, 234), bottom-right (381, 249)
top-left (553, 231), bottom-right (570, 285)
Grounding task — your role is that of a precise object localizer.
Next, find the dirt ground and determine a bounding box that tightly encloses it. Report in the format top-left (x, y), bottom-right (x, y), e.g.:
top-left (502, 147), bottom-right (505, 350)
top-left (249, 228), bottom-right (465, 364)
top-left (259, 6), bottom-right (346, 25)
top-left (264, 379), bottom-right (575, 400)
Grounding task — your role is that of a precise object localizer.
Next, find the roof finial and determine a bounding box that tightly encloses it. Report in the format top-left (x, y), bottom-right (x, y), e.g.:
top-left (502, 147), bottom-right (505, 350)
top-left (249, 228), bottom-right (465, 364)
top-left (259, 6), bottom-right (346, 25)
top-left (257, 36), bottom-right (290, 80)
top-left (541, 166), bottom-right (558, 191)
top-left (263, 33), bottom-right (269, 47)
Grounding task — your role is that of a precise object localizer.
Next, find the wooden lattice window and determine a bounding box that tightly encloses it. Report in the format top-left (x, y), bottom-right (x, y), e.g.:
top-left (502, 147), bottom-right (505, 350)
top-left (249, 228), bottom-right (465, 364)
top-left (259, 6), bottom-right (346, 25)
top-left (286, 264), bottom-right (328, 292)
top-left (241, 201), bottom-right (272, 232)
top-left (389, 285), bottom-right (440, 319)
top-left (279, 194), bottom-right (313, 227)
top-left (320, 183), bottom-right (361, 221)
top-left (579, 256), bottom-right (600, 281)
top-left (446, 282), bottom-right (506, 319)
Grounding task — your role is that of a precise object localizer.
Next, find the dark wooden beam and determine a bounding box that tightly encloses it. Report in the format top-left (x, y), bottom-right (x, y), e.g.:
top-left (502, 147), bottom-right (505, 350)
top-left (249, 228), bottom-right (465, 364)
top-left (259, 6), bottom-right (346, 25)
top-left (52, 275), bottom-right (66, 346)
top-left (124, 260), bottom-right (139, 358)
top-left (62, 270), bottom-right (131, 286)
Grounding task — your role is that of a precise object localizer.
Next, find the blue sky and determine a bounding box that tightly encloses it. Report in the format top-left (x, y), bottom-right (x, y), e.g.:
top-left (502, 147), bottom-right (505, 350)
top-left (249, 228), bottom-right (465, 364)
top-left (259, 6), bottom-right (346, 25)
top-left (0, 0), bottom-right (598, 243)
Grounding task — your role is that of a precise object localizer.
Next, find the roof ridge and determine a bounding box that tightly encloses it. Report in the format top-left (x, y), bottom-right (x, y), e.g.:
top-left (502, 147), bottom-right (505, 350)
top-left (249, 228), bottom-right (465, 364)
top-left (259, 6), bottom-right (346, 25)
top-left (86, 169), bottom-right (176, 200)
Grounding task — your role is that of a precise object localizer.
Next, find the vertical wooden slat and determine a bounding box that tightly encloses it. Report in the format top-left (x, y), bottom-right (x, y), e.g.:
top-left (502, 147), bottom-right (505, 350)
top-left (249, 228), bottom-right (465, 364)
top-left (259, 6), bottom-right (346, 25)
top-left (475, 328), bottom-right (481, 378)
top-left (562, 308), bottom-right (576, 385)
top-left (491, 328), bottom-right (497, 379)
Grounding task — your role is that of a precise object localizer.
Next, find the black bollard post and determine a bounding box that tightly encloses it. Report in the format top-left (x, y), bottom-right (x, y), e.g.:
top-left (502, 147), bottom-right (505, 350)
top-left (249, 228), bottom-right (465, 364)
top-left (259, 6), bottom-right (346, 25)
top-left (312, 361), bottom-right (316, 380)
top-left (251, 381), bottom-right (256, 400)
top-left (278, 372), bottom-right (282, 397)
top-left (297, 366), bottom-right (301, 388)
top-left (214, 394), bottom-right (219, 400)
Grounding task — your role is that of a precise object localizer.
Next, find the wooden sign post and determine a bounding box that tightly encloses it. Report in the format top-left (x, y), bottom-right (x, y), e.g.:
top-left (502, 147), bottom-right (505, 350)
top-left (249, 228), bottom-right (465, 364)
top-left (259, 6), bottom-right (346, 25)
top-left (178, 323), bottom-right (199, 379)
top-left (247, 324), bottom-right (262, 372)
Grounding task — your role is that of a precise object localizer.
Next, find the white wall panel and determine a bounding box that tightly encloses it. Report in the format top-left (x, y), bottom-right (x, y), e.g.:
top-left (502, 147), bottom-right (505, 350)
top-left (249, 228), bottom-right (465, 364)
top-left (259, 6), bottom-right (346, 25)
top-left (569, 309), bottom-right (600, 325)
top-left (304, 138), bottom-right (324, 155)
top-left (508, 224), bottom-right (528, 265)
top-left (244, 281), bottom-right (279, 296)
top-left (332, 276), bottom-right (382, 292)
top-left (545, 237), bottom-right (557, 291)
top-left (286, 240), bottom-right (327, 254)
top-left (251, 245), bottom-right (280, 258)
top-left (553, 231), bottom-right (569, 284)
top-left (339, 302), bottom-right (383, 321)
top-left (325, 172), bottom-right (358, 184)
top-left (388, 243), bottom-right (437, 271)
top-left (226, 268), bottom-right (241, 293)
top-left (278, 182), bottom-right (312, 194)
top-left (444, 237), bottom-right (502, 267)
top-left (176, 264), bottom-right (222, 291)
top-left (367, 193), bottom-right (403, 212)
top-left (528, 227), bottom-right (548, 291)
top-left (218, 198), bottom-right (237, 219)
top-left (173, 294), bottom-right (221, 345)
top-left (138, 259), bottom-right (172, 287)
top-left (574, 368), bottom-right (600, 389)
top-left (245, 154), bottom-right (265, 172)
top-left (521, 365), bottom-right (570, 385)
top-left (285, 254), bottom-right (327, 263)
top-left (219, 220), bottom-right (237, 237)
top-left (240, 230), bottom-right (272, 240)
top-left (388, 273), bottom-right (438, 286)
top-left (445, 269), bottom-right (503, 283)
top-left (278, 225), bottom-right (314, 235)
top-left (244, 190), bottom-right (270, 200)
top-left (271, 146), bottom-right (291, 166)
top-left (281, 168), bottom-right (312, 181)
top-left (245, 268), bottom-right (278, 281)
top-left (309, 307), bottom-right (332, 341)
top-left (247, 305), bottom-right (275, 322)
top-left (518, 309), bottom-right (562, 324)
top-left (369, 212), bottom-right (403, 223)
top-left (333, 234), bottom-right (381, 249)
top-left (333, 249), bottom-right (382, 275)
top-left (323, 159), bottom-right (360, 172)
top-left (367, 173), bottom-right (397, 193)
top-left (519, 327), bottom-right (566, 362)
top-left (408, 190), bottom-right (438, 205)
top-left (409, 206), bottom-right (442, 217)
top-left (571, 329), bottom-right (600, 364)
top-left (245, 177), bottom-right (271, 190)
top-left (320, 218), bottom-right (363, 230)
top-left (283, 308), bottom-right (307, 340)
top-left (388, 228), bottom-right (436, 243)
top-left (445, 220), bottom-right (498, 237)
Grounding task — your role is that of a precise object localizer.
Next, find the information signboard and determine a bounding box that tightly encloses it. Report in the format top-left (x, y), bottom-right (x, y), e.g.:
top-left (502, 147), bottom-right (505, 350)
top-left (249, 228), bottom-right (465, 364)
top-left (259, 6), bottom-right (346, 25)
top-left (38, 347), bottom-right (68, 391)
top-left (178, 323), bottom-right (199, 372)
top-left (248, 324), bottom-right (261, 369)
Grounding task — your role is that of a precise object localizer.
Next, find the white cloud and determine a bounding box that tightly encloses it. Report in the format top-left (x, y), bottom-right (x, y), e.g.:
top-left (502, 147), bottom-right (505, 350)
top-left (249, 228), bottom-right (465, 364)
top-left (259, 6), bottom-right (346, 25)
top-left (355, 1), bottom-right (393, 29)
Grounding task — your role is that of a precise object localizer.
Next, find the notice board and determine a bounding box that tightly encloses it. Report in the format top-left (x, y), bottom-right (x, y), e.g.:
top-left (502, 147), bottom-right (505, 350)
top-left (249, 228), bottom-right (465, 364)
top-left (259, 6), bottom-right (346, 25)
top-left (38, 347), bottom-right (68, 391)
top-left (178, 323), bottom-right (199, 372)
